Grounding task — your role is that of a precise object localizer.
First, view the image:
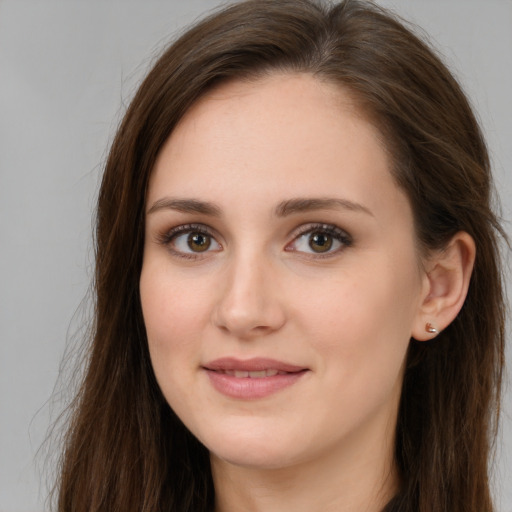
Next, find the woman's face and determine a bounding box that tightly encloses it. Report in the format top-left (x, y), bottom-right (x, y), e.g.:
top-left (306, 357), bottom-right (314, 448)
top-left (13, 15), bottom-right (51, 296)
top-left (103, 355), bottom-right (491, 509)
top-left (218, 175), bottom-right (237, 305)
top-left (140, 74), bottom-right (429, 471)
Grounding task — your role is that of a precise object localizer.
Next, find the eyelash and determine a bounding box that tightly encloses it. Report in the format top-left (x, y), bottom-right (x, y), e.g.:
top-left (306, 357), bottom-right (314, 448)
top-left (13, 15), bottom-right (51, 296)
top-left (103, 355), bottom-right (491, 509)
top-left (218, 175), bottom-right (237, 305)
top-left (286, 223), bottom-right (353, 259)
top-left (156, 223), bottom-right (220, 260)
top-left (156, 222), bottom-right (353, 260)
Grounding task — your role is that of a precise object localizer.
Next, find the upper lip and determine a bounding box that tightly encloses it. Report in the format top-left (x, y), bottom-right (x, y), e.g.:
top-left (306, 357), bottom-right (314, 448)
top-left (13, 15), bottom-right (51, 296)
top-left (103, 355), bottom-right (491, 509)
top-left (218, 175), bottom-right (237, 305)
top-left (203, 357), bottom-right (307, 373)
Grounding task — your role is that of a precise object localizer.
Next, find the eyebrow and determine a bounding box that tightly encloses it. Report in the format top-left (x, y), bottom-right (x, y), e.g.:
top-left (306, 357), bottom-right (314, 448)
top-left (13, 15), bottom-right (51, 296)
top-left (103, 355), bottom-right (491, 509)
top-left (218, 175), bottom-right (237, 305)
top-left (147, 198), bottom-right (222, 216)
top-left (146, 196), bottom-right (373, 217)
top-left (275, 197), bottom-right (374, 217)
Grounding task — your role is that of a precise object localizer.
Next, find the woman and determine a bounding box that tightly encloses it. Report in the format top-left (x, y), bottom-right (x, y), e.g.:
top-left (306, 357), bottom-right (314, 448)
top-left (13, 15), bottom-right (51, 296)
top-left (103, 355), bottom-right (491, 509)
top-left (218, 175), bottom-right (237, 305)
top-left (54, 1), bottom-right (507, 511)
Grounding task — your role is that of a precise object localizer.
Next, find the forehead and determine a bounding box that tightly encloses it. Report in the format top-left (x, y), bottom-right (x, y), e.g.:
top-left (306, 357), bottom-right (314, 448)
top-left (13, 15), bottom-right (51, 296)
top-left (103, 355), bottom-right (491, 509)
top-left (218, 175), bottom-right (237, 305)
top-left (148, 73), bottom-right (406, 222)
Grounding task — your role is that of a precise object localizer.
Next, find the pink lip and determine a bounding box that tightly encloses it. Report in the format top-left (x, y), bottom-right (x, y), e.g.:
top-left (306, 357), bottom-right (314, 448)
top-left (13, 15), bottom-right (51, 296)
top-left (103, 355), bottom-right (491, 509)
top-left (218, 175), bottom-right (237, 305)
top-left (202, 357), bottom-right (309, 399)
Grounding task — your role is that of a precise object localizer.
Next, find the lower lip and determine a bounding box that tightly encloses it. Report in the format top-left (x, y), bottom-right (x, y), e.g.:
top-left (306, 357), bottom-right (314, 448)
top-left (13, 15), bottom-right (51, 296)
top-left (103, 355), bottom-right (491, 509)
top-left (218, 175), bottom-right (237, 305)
top-left (204, 369), bottom-right (308, 399)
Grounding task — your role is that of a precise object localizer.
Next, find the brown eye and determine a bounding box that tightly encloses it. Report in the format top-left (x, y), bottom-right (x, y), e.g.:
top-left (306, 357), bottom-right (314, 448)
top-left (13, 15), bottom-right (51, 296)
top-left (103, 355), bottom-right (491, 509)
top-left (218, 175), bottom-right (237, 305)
top-left (286, 224), bottom-right (351, 257)
top-left (163, 225), bottom-right (222, 258)
top-left (308, 232), bottom-right (333, 253)
top-left (187, 232), bottom-right (211, 252)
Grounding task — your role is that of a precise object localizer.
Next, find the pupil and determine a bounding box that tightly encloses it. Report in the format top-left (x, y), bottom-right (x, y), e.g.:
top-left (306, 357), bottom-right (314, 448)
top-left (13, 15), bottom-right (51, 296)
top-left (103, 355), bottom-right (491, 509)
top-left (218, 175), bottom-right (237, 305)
top-left (309, 232), bottom-right (332, 252)
top-left (188, 232), bottom-right (211, 252)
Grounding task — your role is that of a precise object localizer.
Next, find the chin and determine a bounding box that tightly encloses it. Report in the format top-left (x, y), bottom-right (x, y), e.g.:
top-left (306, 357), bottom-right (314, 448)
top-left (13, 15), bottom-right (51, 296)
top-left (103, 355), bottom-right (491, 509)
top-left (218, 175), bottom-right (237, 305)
top-left (200, 425), bottom-right (301, 470)
top-left (211, 446), bottom-right (298, 471)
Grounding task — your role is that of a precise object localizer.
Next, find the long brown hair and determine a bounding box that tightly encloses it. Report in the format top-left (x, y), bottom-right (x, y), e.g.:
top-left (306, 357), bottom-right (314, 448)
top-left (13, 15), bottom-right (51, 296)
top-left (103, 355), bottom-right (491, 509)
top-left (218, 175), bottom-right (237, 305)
top-left (54, 1), bottom-right (506, 511)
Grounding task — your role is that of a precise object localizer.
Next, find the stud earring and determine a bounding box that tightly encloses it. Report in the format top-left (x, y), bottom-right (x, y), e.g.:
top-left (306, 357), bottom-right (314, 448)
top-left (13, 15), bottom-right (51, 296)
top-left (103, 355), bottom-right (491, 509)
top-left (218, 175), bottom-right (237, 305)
top-left (425, 322), bottom-right (439, 335)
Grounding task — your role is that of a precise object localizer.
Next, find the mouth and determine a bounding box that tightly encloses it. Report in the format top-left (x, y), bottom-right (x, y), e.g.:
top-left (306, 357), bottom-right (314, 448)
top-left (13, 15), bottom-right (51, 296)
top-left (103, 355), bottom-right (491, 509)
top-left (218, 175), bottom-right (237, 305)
top-left (203, 357), bottom-right (307, 373)
top-left (214, 369), bottom-right (289, 378)
top-left (202, 357), bottom-right (309, 399)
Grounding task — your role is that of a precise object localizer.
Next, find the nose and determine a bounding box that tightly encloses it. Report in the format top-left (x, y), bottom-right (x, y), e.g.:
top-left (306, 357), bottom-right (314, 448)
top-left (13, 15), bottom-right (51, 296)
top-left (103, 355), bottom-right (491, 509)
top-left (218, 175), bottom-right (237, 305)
top-left (212, 254), bottom-right (286, 339)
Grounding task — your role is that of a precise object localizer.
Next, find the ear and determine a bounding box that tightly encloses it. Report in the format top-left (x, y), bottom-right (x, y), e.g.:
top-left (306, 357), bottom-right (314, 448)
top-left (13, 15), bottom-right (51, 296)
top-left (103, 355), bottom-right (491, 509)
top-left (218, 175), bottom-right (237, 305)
top-left (412, 231), bottom-right (476, 341)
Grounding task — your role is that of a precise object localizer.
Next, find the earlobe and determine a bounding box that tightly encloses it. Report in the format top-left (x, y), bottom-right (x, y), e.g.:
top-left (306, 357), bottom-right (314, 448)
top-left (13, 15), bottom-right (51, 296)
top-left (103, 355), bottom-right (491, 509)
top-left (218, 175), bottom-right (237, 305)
top-left (412, 231), bottom-right (476, 341)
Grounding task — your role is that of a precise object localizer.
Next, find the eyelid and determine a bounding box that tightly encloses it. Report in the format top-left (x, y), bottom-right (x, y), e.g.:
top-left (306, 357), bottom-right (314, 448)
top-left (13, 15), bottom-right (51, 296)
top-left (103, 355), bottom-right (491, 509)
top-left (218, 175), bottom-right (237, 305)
top-left (156, 223), bottom-right (212, 243)
top-left (156, 223), bottom-right (222, 259)
top-left (155, 221), bottom-right (352, 259)
top-left (285, 223), bottom-right (353, 256)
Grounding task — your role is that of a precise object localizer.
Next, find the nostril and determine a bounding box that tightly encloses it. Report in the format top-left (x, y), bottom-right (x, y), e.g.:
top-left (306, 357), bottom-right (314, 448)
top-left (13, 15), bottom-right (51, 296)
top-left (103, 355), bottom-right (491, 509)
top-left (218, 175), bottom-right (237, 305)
top-left (212, 305), bottom-right (286, 338)
top-left (211, 263), bottom-right (287, 336)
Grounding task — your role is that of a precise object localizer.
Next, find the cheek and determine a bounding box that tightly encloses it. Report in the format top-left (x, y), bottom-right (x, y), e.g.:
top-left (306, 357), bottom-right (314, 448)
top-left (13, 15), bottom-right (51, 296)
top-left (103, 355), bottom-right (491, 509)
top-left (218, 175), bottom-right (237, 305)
top-left (294, 257), bottom-right (421, 385)
top-left (140, 264), bottom-right (208, 410)
top-left (140, 263), bottom-right (211, 345)
top-left (140, 266), bottom-right (204, 386)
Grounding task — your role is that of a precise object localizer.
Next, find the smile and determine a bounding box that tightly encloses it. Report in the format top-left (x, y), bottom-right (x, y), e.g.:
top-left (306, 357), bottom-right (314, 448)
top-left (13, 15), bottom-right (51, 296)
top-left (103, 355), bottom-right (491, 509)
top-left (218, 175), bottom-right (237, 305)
top-left (217, 369), bottom-right (287, 378)
top-left (202, 358), bottom-right (308, 399)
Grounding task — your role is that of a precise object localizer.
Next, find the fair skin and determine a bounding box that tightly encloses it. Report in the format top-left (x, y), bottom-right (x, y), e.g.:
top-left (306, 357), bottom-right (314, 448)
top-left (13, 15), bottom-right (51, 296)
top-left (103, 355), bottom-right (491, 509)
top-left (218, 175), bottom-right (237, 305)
top-left (140, 73), bottom-right (475, 512)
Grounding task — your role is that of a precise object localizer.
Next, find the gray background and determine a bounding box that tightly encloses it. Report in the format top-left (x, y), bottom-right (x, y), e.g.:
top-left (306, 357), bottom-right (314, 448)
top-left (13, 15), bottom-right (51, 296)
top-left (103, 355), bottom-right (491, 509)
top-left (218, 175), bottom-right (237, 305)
top-left (1, 1), bottom-right (510, 511)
